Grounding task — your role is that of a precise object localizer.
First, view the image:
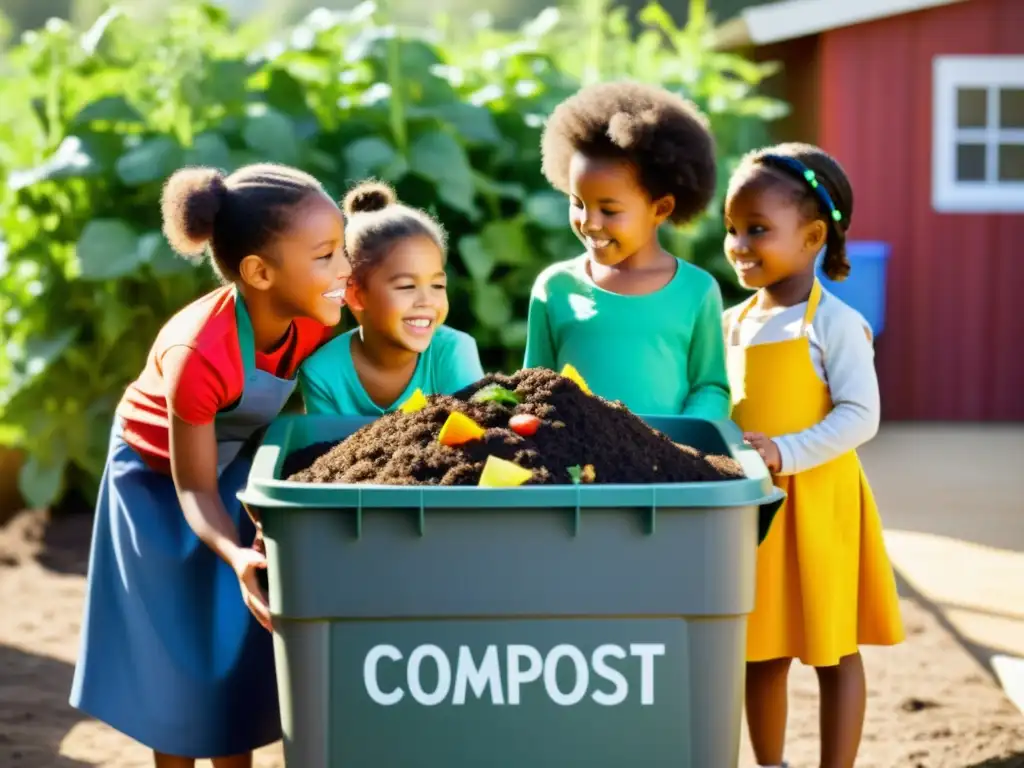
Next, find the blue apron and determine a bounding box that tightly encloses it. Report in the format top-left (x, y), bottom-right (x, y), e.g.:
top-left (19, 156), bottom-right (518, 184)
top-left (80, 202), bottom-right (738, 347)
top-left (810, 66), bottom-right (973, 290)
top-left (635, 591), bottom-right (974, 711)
top-left (70, 291), bottom-right (297, 758)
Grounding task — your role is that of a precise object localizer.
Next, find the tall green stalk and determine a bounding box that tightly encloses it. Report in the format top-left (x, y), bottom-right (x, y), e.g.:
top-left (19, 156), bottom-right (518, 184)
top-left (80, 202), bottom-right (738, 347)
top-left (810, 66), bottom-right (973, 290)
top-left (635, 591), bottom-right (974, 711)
top-left (377, 0), bottom-right (407, 153)
top-left (581, 0), bottom-right (607, 86)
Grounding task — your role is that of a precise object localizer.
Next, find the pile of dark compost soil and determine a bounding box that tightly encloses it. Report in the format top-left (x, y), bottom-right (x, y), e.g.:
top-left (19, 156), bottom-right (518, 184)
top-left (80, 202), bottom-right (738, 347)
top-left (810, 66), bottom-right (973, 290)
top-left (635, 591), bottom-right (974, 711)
top-left (284, 368), bottom-right (745, 486)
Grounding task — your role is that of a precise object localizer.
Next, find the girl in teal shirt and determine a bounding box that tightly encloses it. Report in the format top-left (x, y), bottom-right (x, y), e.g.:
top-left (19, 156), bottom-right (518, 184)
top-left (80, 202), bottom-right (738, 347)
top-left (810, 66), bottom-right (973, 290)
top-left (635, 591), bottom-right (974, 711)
top-left (300, 181), bottom-right (484, 414)
top-left (524, 81), bottom-right (730, 418)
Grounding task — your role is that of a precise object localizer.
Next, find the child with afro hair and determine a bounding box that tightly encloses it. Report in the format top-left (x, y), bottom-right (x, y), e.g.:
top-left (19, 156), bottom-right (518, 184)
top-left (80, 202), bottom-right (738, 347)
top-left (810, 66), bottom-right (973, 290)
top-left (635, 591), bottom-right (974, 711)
top-left (524, 80), bottom-right (730, 418)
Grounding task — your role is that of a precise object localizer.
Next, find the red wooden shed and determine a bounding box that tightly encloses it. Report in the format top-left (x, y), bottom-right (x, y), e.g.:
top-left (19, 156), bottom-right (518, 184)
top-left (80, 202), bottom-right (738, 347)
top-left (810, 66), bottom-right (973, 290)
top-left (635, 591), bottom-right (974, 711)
top-left (714, 0), bottom-right (1024, 422)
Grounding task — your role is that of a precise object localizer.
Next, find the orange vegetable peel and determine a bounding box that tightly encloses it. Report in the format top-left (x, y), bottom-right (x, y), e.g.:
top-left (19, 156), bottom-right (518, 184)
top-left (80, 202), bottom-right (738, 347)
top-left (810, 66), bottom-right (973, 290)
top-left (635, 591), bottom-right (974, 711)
top-left (438, 411), bottom-right (486, 446)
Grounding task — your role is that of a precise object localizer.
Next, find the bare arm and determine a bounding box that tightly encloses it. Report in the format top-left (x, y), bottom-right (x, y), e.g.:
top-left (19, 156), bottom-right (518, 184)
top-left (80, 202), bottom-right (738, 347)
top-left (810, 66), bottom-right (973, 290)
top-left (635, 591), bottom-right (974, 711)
top-left (169, 415), bottom-right (243, 564)
top-left (169, 414), bottom-right (272, 630)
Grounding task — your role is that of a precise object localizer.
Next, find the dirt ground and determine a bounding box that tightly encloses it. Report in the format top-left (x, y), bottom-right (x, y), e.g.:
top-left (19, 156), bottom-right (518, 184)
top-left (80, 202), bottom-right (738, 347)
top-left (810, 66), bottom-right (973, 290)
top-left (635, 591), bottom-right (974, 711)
top-left (2, 508), bottom-right (1023, 768)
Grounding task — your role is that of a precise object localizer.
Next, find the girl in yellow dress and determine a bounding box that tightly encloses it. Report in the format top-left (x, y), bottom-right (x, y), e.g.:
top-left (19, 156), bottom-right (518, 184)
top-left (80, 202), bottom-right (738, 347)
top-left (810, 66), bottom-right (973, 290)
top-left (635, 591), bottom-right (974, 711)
top-left (722, 143), bottom-right (904, 768)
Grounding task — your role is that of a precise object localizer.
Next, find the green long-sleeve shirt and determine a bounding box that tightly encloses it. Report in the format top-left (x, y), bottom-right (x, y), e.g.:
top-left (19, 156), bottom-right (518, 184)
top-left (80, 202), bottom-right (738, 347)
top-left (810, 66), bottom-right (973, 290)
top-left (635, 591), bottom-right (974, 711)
top-left (523, 255), bottom-right (731, 419)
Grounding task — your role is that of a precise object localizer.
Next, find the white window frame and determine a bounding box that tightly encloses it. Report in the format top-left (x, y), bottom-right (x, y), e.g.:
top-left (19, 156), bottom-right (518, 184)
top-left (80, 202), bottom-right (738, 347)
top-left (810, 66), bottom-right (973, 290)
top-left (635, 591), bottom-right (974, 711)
top-left (932, 55), bottom-right (1024, 213)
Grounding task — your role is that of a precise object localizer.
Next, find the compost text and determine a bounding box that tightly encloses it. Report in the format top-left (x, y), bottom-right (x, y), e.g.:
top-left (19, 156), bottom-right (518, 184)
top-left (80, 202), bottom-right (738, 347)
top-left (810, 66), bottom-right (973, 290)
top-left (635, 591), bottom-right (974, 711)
top-left (362, 642), bottom-right (666, 707)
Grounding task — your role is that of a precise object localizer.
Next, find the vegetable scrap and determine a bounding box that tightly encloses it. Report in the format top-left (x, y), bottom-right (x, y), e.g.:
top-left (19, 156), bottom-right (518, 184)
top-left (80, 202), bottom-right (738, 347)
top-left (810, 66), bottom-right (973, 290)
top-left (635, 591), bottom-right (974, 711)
top-left (471, 383), bottom-right (520, 406)
top-left (508, 413), bottom-right (541, 437)
top-left (478, 456), bottom-right (534, 487)
top-left (567, 464), bottom-right (596, 484)
top-left (438, 412), bottom-right (486, 447)
top-left (559, 363), bottom-right (591, 395)
top-left (398, 388), bottom-right (428, 413)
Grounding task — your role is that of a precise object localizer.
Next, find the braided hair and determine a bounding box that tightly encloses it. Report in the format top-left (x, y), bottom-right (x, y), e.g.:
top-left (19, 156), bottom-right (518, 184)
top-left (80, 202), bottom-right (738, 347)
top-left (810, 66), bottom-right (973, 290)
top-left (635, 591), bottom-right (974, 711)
top-left (342, 179), bottom-right (448, 283)
top-left (161, 163), bottom-right (328, 283)
top-left (730, 143), bottom-right (854, 281)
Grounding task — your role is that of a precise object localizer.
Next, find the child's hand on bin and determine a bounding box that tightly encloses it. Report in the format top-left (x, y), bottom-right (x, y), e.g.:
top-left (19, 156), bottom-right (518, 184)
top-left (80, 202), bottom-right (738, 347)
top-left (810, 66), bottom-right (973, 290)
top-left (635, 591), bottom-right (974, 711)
top-left (744, 431), bottom-right (782, 473)
top-left (230, 545), bottom-right (272, 632)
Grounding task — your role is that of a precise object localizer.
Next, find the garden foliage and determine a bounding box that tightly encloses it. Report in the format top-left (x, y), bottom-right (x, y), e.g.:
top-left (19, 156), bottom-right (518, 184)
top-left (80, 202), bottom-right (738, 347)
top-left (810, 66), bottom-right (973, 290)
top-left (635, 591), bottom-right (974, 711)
top-left (0, 0), bottom-right (786, 507)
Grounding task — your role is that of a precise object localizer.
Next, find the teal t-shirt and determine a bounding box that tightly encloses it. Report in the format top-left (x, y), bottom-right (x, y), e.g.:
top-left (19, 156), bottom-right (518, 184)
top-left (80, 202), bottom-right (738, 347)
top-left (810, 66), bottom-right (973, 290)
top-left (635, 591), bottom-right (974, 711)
top-left (299, 325), bottom-right (485, 416)
top-left (523, 255), bottom-right (730, 419)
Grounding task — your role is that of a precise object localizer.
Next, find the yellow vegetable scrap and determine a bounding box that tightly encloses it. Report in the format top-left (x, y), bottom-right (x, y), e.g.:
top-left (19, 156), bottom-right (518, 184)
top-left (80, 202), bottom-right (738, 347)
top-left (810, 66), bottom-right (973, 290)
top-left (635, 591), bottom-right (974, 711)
top-left (559, 363), bottom-right (592, 395)
top-left (478, 455), bottom-right (534, 487)
top-left (398, 388), bottom-right (428, 413)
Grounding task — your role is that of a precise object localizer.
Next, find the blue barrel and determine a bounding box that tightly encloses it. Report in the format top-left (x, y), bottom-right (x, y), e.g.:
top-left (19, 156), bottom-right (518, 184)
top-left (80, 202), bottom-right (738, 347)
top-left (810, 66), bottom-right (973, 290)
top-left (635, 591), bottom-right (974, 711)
top-left (816, 241), bottom-right (890, 336)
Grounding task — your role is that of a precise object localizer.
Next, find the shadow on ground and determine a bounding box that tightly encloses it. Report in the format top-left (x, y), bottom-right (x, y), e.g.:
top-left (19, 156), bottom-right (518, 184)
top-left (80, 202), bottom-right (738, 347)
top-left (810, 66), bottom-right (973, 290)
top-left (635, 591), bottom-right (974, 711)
top-left (0, 644), bottom-right (93, 767)
top-left (894, 569), bottom-right (1006, 682)
top-left (966, 755), bottom-right (1024, 767)
top-left (0, 507), bottom-right (92, 578)
top-left (34, 510), bottom-right (92, 577)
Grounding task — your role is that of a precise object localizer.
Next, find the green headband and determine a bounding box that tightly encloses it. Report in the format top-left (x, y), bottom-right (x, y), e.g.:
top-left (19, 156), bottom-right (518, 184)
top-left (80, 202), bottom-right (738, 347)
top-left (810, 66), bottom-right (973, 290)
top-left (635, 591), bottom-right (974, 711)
top-left (762, 154), bottom-right (843, 224)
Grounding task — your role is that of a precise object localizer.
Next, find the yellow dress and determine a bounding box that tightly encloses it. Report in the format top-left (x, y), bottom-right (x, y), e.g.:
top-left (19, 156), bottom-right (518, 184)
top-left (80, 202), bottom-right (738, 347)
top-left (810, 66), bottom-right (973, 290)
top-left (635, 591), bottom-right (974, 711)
top-left (727, 280), bottom-right (904, 667)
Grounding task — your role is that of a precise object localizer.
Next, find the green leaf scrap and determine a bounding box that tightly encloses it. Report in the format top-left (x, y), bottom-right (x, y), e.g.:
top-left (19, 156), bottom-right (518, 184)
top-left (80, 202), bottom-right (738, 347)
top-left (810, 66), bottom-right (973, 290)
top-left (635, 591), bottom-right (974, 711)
top-left (470, 383), bottom-right (520, 406)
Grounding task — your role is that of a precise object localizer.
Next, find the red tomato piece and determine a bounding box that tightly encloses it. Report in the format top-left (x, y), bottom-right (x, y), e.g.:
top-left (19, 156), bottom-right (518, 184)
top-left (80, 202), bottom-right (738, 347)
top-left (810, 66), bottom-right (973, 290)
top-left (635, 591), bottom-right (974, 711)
top-left (508, 413), bottom-right (541, 437)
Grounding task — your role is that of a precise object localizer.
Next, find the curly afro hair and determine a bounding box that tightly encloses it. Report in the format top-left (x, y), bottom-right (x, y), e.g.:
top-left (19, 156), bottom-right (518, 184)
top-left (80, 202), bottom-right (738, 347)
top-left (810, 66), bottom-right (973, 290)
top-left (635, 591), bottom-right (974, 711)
top-left (729, 143), bottom-right (855, 281)
top-left (541, 80), bottom-right (717, 225)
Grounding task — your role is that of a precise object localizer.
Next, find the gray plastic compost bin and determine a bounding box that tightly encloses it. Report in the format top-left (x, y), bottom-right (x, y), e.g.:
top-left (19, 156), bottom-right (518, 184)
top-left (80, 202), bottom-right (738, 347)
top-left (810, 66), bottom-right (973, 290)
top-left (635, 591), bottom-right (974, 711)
top-left (238, 414), bottom-right (783, 768)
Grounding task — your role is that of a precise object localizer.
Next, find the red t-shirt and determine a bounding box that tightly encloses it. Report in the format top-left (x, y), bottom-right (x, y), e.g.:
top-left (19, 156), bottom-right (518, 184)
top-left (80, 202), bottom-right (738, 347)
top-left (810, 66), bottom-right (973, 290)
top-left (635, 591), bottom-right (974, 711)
top-left (118, 285), bottom-right (333, 473)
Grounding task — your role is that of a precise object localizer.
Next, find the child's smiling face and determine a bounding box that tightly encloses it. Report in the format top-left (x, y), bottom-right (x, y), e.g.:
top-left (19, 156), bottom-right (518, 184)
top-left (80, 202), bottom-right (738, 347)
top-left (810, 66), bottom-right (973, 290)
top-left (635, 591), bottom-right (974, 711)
top-left (265, 193), bottom-right (351, 326)
top-left (567, 152), bottom-right (674, 268)
top-left (348, 234), bottom-right (449, 354)
top-left (723, 176), bottom-right (827, 290)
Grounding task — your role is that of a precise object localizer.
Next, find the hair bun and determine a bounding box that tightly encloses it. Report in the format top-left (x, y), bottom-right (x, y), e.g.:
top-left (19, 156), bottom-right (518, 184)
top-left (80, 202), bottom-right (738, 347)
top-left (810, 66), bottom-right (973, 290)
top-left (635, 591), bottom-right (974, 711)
top-left (344, 180), bottom-right (396, 216)
top-left (160, 167), bottom-right (227, 259)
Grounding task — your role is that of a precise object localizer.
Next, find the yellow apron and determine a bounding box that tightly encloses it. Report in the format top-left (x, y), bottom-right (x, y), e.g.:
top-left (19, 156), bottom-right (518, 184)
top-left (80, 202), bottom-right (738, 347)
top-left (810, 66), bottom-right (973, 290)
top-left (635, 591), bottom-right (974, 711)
top-left (727, 280), bottom-right (904, 667)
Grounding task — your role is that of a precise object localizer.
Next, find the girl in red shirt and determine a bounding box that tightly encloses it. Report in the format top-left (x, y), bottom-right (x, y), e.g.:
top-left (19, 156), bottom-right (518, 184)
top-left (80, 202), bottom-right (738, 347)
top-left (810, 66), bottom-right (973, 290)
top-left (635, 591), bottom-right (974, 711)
top-left (70, 163), bottom-right (351, 767)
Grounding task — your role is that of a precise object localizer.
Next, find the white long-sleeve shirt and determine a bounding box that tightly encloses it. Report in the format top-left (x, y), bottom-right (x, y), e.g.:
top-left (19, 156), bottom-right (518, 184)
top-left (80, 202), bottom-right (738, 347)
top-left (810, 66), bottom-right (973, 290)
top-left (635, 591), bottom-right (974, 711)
top-left (723, 290), bottom-right (880, 476)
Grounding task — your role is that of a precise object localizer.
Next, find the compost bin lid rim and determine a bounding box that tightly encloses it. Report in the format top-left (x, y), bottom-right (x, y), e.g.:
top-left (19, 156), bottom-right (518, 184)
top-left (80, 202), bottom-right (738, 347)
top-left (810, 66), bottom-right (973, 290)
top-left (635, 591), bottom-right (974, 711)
top-left (237, 479), bottom-right (785, 510)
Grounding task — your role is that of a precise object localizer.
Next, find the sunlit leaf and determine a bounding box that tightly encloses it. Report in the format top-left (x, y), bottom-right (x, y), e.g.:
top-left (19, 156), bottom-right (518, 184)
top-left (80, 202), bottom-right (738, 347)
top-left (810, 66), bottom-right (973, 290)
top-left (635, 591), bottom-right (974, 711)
top-left (525, 191), bottom-right (567, 230)
top-left (415, 102), bottom-right (501, 146)
top-left (472, 283), bottom-right (512, 329)
top-left (76, 219), bottom-right (142, 280)
top-left (472, 172), bottom-right (525, 201)
top-left (343, 136), bottom-right (401, 181)
top-left (71, 96), bottom-right (144, 126)
top-left (458, 235), bottom-right (494, 282)
top-left (138, 231), bottom-right (193, 276)
top-left (0, 329), bottom-right (77, 408)
top-left (184, 132), bottom-right (232, 169)
top-left (480, 218), bottom-right (532, 265)
top-left (116, 136), bottom-right (182, 186)
top-left (408, 130), bottom-right (476, 217)
top-left (243, 108), bottom-right (300, 165)
top-left (18, 450), bottom-right (67, 509)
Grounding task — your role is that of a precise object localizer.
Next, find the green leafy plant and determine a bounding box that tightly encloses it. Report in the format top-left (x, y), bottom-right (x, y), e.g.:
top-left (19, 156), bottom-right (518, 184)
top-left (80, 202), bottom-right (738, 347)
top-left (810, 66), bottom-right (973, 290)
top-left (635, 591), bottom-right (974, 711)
top-left (0, 0), bottom-right (786, 509)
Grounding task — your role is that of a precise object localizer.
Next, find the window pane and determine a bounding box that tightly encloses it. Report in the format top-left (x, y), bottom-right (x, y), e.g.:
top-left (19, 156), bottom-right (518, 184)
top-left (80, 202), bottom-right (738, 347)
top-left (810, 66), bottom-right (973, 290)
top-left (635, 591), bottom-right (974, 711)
top-left (957, 88), bottom-right (988, 128)
top-left (1000, 89), bottom-right (1024, 129)
top-left (956, 143), bottom-right (987, 181)
top-left (998, 144), bottom-right (1024, 182)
